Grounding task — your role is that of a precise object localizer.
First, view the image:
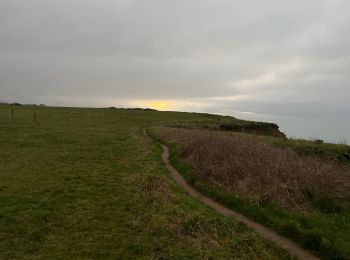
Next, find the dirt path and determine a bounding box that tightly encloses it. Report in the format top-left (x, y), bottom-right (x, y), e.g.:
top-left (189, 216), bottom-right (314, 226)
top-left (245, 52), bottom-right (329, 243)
top-left (144, 129), bottom-right (319, 259)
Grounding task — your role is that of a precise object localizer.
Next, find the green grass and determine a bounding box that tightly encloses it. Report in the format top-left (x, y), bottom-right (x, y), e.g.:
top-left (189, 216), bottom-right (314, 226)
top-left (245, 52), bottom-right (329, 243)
top-left (149, 129), bottom-right (350, 260)
top-left (0, 104), bottom-right (292, 259)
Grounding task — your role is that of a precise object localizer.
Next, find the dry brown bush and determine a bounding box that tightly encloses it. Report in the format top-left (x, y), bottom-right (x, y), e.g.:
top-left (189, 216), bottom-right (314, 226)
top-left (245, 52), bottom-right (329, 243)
top-left (155, 127), bottom-right (350, 211)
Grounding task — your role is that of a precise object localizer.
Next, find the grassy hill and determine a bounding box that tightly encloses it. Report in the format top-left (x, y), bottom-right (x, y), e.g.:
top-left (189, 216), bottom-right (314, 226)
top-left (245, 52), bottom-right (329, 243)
top-left (0, 105), bottom-right (292, 259)
top-left (1, 104), bottom-right (349, 259)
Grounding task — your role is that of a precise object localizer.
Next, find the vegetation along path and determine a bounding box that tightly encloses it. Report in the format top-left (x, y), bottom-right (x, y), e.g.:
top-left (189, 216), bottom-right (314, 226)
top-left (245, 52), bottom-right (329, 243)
top-left (144, 129), bottom-right (319, 260)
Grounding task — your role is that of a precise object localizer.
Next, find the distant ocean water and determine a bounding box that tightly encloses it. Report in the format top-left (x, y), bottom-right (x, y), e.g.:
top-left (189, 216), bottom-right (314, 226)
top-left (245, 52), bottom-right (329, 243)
top-left (227, 111), bottom-right (350, 144)
top-left (270, 117), bottom-right (350, 144)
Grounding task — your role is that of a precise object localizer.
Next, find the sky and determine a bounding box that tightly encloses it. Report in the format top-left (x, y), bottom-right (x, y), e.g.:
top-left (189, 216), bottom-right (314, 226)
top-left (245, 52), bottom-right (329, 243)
top-left (1, 0), bottom-right (350, 143)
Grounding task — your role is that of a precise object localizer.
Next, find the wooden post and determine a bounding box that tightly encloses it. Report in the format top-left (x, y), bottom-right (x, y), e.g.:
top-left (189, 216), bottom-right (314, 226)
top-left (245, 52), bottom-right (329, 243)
top-left (33, 111), bottom-right (36, 123)
top-left (11, 109), bottom-right (14, 122)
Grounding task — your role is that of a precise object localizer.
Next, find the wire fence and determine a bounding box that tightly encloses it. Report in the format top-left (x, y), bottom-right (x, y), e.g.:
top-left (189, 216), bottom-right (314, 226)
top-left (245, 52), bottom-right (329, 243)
top-left (0, 107), bottom-right (148, 125)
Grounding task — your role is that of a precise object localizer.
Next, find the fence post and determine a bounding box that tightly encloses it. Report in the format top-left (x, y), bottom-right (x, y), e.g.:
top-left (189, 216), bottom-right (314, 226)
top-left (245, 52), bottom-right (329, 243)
top-left (11, 109), bottom-right (14, 122)
top-left (33, 111), bottom-right (36, 123)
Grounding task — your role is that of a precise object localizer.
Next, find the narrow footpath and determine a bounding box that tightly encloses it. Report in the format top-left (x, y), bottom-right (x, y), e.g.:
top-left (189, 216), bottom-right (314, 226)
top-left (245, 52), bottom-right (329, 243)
top-left (144, 129), bottom-right (319, 260)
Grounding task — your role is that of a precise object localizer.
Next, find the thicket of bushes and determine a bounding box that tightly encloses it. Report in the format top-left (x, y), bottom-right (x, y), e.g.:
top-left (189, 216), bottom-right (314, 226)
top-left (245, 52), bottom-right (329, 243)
top-left (151, 126), bottom-right (350, 259)
top-left (166, 119), bottom-right (286, 138)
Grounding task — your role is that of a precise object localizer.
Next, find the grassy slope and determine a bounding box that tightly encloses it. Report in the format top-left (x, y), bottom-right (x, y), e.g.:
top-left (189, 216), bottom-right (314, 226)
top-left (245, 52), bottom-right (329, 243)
top-left (150, 127), bottom-right (350, 260)
top-left (0, 105), bottom-right (291, 259)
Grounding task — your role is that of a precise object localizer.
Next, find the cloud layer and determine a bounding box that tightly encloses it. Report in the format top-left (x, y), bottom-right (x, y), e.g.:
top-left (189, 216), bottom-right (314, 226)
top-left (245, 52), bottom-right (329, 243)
top-left (1, 0), bottom-right (350, 141)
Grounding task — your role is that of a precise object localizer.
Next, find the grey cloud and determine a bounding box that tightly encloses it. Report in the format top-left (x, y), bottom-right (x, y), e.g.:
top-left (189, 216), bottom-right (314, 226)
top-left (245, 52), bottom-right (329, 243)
top-left (1, 0), bottom-right (350, 141)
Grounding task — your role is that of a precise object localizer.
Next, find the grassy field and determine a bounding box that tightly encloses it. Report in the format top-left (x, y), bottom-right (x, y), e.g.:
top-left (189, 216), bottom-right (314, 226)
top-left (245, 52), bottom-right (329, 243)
top-left (151, 126), bottom-right (350, 260)
top-left (0, 104), bottom-right (293, 259)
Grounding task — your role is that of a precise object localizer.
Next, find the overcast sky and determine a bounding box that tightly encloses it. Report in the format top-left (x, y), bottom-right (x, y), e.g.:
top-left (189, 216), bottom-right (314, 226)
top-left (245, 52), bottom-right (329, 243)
top-left (1, 0), bottom-right (350, 142)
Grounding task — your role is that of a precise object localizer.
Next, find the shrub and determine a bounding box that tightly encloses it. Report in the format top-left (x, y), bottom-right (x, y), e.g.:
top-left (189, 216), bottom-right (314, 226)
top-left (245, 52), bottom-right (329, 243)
top-left (155, 127), bottom-right (350, 211)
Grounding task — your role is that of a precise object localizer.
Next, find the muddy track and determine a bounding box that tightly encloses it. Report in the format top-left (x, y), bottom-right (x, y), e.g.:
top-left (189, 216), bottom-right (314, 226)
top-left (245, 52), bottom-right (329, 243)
top-left (144, 129), bottom-right (319, 260)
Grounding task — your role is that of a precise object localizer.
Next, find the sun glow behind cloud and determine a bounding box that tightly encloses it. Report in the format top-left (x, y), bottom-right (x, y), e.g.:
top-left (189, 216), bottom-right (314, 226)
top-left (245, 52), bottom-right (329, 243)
top-left (148, 101), bottom-right (170, 110)
top-left (133, 100), bottom-right (176, 111)
top-left (1, 0), bottom-right (350, 142)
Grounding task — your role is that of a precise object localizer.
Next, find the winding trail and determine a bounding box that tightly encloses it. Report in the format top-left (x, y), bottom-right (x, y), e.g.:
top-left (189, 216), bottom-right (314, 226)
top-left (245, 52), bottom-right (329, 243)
top-left (144, 129), bottom-right (319, 260)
